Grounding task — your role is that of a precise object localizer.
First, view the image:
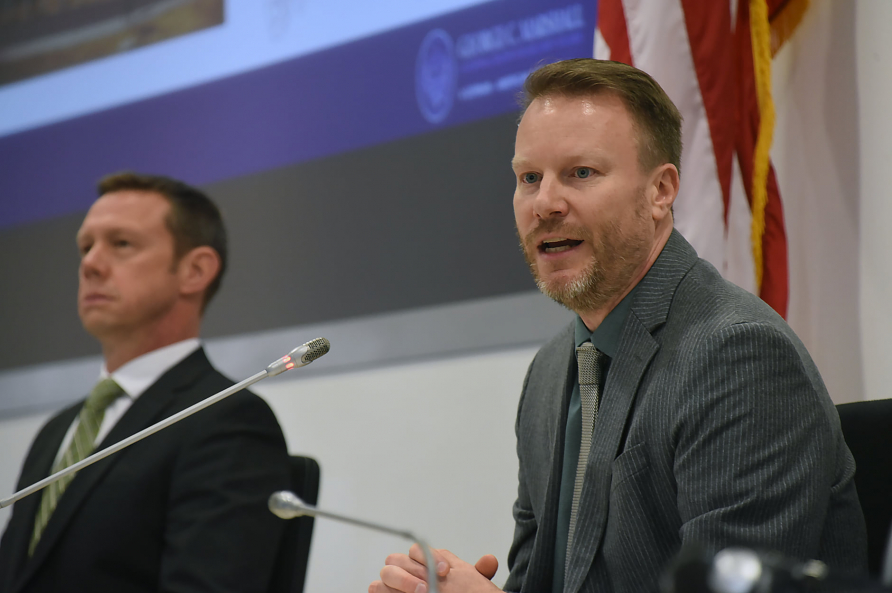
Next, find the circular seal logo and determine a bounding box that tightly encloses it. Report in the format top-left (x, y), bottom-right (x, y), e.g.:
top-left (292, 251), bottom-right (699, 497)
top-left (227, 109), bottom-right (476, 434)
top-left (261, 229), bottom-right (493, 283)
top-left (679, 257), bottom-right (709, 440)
top-left (415, 29), bottom-right (457, 124)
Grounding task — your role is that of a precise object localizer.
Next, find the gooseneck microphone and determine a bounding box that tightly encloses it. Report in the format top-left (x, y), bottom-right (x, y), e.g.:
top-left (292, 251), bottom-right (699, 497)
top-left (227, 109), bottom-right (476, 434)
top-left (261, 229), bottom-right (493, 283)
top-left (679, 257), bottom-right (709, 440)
top-left (0, 338), bottom-right (331, 509)
top-left (269, 491), bottom-right (441, 593)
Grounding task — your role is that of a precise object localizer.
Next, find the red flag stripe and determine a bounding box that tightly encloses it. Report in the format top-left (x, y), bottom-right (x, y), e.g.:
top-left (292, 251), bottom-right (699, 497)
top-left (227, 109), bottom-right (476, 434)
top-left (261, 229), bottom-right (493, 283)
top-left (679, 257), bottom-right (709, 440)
top-left (678, 0), bottom-right (735, 223)
top-left (598, 0), bottom-right (633, 65)
top-left (759, 165), bottom-right (789, 316)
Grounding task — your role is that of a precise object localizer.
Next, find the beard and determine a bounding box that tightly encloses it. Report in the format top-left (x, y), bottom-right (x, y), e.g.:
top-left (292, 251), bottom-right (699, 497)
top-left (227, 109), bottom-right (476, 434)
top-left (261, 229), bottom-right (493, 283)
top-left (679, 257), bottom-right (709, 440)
top-left (518, 194), bottom-right (651, 314)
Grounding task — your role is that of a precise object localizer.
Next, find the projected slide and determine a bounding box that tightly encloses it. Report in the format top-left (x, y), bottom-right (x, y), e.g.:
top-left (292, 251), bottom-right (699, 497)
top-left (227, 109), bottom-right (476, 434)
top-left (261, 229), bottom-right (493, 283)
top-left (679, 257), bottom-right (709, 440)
top-left (0, 0), bottom-right (593, 228)
top-left (0, 0), bottom-right (224, 86)
top-left (0, 0), bottom-right (595, 372)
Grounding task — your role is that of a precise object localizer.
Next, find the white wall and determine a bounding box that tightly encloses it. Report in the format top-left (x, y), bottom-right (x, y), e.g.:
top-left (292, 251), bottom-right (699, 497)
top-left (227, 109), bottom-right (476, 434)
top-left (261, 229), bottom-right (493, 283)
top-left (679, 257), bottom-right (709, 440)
top-left (856, 0), bottom-right (892, 403)
top-left (258, 347), bottom-right (535, 591)
top-left (771, 0), bottom-right (892, 403)
top-left (771, 0), bottom-right (863, 403)
top-left (0, 413), bottom-right (53, 528)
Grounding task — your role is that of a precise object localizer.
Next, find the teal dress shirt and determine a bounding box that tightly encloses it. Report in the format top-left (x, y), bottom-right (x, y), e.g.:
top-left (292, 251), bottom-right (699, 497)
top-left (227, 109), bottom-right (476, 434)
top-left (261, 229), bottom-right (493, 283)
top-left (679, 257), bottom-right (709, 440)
top-left (552, 289), bottom-right (636, 593)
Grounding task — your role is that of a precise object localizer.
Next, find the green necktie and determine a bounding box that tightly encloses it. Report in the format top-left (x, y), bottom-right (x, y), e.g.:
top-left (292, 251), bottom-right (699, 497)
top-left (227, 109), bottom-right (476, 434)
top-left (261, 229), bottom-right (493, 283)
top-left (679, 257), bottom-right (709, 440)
top-left (29, 378), bottom-right (124, 556)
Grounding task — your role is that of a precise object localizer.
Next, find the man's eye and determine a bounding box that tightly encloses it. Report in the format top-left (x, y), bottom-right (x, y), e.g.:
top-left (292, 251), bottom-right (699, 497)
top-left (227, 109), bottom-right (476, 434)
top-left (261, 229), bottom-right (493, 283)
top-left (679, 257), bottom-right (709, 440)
top-left (575, 167), bottom-right (594, 179)
top-left (522, 172), bottom-right (540, 184)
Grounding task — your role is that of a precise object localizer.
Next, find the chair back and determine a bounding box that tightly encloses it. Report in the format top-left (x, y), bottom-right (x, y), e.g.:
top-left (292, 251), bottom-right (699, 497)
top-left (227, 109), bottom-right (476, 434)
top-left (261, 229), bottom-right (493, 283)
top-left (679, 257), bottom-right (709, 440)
top-left (836, 399), bottom-right (892, 577)
top-left (268, 455), bottom-right (321, 593)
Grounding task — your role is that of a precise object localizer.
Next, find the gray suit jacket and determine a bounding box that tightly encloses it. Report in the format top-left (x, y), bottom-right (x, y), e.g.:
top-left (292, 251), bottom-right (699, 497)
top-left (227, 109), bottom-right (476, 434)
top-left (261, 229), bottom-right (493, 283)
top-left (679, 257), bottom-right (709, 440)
top-left (503, 230), bottom-right (867, 593)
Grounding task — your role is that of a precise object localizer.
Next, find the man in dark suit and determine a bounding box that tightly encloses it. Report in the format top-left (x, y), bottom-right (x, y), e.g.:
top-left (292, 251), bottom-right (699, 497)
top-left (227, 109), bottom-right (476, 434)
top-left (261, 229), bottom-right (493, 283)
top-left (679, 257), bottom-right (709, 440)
top-left (369, 59), bottom-right (867, 593)
top-left (0, 173), bottom-right (291, 593)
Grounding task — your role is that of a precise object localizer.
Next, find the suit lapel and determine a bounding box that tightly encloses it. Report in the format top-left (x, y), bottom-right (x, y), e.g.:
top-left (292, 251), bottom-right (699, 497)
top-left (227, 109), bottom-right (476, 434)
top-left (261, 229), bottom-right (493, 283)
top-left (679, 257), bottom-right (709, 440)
top-left (1, 406), bottom-right (78, 589)
top-left (564, 230), bottom-right (698, 593)
top-left (18, 350), bottom-right (213, 588)
top-left (564, 318), bottom-right (658, 593)
top-left (96, 349), bottom-right (210, 452)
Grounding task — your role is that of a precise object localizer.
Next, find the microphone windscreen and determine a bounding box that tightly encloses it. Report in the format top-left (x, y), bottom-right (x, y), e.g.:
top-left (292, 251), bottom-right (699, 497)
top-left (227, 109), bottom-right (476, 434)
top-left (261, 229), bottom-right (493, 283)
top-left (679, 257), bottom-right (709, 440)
top-left (301, 338), bottom-right (331, 364)
top-left (269, 490), bottom-right (307, 519)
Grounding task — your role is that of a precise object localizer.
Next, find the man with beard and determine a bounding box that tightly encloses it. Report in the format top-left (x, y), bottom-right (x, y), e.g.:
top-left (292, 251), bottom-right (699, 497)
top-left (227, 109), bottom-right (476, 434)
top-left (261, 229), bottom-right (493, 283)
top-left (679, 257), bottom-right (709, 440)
top-left (369, 59), bottom-right (867, 593)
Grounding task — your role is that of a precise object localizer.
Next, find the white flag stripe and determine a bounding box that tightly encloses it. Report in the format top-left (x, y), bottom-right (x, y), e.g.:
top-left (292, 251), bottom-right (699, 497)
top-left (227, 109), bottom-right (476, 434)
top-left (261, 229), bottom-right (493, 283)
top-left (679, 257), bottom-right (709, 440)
top-left (726, 155), bottom-right (757, 292)
top-left (593, 27), bottom-right (609, 60)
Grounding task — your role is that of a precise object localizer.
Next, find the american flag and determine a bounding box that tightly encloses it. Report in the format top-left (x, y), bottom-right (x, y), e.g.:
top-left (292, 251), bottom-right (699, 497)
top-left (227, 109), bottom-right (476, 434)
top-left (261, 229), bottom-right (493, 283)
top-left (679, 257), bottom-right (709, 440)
top-left (594, 0), bottom-right (809, 318)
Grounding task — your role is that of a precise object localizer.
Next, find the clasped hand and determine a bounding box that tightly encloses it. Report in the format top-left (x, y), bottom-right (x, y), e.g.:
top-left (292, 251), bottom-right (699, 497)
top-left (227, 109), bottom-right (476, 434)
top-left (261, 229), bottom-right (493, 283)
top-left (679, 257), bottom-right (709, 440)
top-left (368, 543), bottom-right (501, 593)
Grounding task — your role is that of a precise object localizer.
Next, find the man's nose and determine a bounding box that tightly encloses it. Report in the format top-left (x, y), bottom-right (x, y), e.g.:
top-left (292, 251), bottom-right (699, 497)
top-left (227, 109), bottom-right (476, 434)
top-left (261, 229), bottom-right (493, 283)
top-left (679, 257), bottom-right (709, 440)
top-left (532, 176), bottom-right (569, 219)
top-left (80, 244), bottom-right (108, 278)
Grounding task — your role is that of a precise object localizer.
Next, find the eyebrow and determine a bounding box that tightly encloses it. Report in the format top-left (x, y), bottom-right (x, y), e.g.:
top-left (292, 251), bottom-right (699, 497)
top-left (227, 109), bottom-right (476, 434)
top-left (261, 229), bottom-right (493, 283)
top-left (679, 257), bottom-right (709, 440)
top-left (75, 224), bottom-right (136, 243)
top-left (511, 154), bottom-right (599, 170)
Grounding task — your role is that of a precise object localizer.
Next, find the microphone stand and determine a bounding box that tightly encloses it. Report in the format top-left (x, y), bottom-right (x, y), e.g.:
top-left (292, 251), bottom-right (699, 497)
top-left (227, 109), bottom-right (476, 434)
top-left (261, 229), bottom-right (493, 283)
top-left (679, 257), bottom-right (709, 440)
top-left (0, 338), bottom-right (330, 509)
top-left (269, 491), bottom-right (440, 593)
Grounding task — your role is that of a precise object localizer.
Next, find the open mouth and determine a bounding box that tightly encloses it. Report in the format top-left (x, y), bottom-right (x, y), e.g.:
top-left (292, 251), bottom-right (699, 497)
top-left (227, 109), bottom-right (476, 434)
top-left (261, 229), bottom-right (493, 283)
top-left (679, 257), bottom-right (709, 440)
top-left (539, 238), bottom-right (583, 254)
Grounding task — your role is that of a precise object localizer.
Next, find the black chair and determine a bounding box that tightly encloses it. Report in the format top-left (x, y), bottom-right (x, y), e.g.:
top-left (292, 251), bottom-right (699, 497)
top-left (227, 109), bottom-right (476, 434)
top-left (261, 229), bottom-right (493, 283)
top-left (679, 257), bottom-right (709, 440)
top-left (836, 399), bottom-right (892, 577)
top-left (268, 455), bottom-right (321, 593)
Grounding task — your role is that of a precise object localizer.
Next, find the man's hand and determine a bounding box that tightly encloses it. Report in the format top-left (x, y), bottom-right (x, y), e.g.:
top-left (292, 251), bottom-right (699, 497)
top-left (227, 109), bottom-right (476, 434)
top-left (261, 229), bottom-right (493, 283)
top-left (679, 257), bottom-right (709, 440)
top-left (369, 544), bottom-right (500, 593)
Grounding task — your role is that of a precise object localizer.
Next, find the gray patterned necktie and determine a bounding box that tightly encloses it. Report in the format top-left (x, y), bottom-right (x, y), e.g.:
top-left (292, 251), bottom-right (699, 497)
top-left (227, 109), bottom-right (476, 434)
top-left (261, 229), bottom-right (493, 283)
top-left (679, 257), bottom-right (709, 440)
top-left (29, 378), bottom-right (124, 556)
top-left (566, 342), bottom-right (602, 568)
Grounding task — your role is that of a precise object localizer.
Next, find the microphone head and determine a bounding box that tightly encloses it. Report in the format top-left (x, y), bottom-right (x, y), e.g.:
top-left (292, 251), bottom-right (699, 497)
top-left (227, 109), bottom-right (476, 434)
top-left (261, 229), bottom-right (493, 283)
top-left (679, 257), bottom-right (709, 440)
top-left (663, 546), bottom-right (831, 593)
top-left (709, 548), bottom-right (763, 593)
top-left (300, 337), bottom-right (330, 365)
top-left (268, 338), bottom-right (331, 376)
top-left (268, 490), bottom-right (310, 519)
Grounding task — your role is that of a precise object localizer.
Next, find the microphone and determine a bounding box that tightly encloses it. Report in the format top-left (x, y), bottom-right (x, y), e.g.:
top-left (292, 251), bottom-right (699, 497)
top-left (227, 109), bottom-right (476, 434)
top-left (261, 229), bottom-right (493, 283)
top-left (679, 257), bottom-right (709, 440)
top-left (0, 338), bottom-right (331, 509)
top-left (663, 545), bottom-right (889, 593)
top-left (269, 491), bottom-right (441, 593)
top-left (707, 548), bottom-right (827, 593)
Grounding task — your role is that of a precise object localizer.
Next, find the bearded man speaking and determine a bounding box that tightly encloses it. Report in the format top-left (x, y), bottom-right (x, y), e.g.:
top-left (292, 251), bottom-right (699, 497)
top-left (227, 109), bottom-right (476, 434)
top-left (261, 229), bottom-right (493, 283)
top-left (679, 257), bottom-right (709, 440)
top-left (369, 59), bottom-right (867, 593)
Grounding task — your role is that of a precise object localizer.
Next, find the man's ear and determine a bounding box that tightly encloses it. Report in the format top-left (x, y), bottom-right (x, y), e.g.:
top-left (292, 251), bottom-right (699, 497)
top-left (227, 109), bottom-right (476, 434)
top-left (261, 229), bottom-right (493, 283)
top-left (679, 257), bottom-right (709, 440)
top-left (649, 163), bottom-right (679, 223)
top-left (177, 246), bottom-right (221, 299)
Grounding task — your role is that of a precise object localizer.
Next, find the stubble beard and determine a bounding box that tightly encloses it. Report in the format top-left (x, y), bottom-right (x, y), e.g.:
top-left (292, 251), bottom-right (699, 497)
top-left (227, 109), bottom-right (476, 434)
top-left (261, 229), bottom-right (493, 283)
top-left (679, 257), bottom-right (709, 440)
top-left (518, 196), bottom-right (651, 315)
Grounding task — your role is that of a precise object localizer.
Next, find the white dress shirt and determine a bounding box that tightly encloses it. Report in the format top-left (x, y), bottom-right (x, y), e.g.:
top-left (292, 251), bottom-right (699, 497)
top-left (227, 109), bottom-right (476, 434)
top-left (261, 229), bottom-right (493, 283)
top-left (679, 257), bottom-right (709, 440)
top-left (54, 338), bottom-right (202, 464)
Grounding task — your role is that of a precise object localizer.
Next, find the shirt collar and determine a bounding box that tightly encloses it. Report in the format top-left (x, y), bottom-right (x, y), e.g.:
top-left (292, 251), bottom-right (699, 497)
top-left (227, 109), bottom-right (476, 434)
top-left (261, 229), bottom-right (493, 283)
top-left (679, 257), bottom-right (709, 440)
top-left (100, 338), bottom-right (202, 399)
top-left (574, 285), bottom-right (638, 358)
